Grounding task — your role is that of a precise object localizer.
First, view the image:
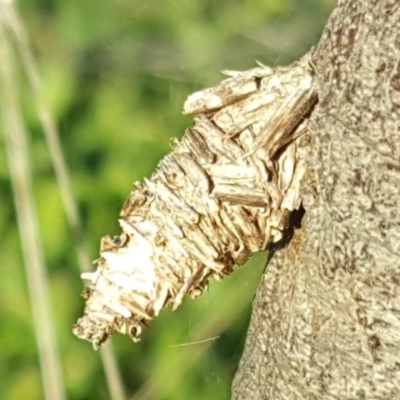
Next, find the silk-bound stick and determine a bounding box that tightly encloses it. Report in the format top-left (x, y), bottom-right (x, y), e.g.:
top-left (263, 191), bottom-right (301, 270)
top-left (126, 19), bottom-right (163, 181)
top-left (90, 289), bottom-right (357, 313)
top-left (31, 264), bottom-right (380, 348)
top-left (73, 55), bottom-right (317, 350)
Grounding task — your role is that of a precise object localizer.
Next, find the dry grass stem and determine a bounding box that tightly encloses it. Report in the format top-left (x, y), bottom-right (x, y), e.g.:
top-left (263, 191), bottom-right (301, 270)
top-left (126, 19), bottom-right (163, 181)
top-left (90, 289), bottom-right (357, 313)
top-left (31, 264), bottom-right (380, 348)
top-left (1, 2), bottom-right (126, 399)
top-left (0, 7), bottom-right (65, 400)
top-left (5, 1), bottom-right (92, 272)
top-left (73, 55), bottom-right (317, 350)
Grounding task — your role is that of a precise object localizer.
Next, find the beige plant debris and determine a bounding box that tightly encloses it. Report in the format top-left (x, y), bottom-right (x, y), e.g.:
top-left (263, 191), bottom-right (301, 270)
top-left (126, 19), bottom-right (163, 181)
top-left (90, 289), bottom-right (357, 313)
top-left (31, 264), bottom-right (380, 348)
top-left (73, 55), bottom-right (317, 350)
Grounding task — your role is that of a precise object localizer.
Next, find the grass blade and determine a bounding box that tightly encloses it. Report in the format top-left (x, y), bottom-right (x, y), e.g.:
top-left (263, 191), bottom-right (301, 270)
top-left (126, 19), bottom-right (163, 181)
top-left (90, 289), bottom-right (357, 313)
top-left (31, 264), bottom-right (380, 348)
top-left (0, 6), bottom-right (66, 400)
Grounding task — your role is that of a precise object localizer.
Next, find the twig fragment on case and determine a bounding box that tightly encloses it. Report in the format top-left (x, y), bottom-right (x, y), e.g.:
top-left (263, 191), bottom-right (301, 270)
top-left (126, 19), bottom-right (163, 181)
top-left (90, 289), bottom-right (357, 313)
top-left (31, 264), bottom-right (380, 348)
top-left (73, 55), bottom-right (316, 350)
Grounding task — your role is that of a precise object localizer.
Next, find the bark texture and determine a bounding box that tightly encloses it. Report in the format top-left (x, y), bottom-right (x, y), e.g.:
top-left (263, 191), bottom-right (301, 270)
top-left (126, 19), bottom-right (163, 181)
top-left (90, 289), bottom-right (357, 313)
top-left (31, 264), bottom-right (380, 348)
top-left (233, 1), bottom-right (400, 399)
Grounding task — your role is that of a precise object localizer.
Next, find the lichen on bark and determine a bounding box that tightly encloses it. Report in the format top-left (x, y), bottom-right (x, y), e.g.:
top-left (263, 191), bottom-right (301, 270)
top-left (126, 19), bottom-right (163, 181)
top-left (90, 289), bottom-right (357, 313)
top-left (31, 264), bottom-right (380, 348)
top-left (73, 56), bottom-right (317, 350)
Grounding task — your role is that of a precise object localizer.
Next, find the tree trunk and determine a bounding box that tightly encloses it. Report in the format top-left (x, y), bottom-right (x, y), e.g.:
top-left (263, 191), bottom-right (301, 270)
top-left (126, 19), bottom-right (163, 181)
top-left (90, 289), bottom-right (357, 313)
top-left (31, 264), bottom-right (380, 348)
top-left (233, 0), bottom-right (400, 399)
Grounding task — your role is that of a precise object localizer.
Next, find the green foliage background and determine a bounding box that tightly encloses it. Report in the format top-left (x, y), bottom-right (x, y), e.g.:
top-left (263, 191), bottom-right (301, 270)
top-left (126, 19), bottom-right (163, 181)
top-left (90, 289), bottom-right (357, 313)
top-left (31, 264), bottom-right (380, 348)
top-left (0, 1), bottom-right (335, 399)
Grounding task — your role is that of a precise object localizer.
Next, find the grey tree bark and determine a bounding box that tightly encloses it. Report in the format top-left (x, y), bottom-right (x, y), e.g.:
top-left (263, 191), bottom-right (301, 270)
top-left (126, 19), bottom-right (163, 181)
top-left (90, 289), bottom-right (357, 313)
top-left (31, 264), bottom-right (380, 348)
top-left (233, 0), bottom-right (400, 399)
